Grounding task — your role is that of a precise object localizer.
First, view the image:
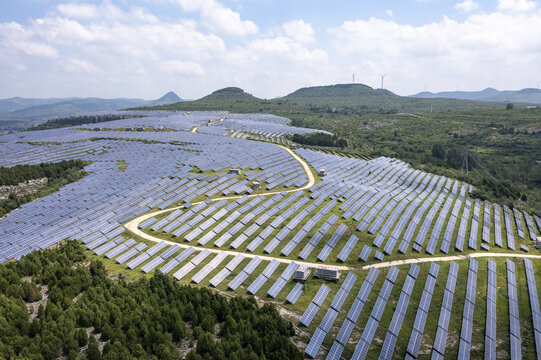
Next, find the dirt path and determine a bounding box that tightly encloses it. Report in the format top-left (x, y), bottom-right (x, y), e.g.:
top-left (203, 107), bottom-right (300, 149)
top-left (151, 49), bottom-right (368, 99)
top-left (125, 121), bottom-right (541, 272)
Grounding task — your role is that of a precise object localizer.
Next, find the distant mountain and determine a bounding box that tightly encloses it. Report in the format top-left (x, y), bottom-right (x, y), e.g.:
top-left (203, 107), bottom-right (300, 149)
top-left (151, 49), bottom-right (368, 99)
top-left (410, 87), bottom-right (541, 104)
top-left (0, 97), bottom-right (78, 113)
top-left (0, 92), bottom-right (183, 125)
top-left (149, 91), bottom-right (183, 106)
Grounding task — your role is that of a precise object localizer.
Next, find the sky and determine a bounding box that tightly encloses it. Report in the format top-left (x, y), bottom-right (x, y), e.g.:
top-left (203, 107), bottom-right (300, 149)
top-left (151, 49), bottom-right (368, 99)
top-left (1, 0), bottom-right (540, 100)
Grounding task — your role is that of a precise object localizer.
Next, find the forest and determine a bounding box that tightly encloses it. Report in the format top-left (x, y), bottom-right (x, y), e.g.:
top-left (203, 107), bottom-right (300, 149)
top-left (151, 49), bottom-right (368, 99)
top-left (292, 132), bottom-right (347, 149)
top-left (28, 114), bottom-right (145, 131)
top-left (0, 160), bottom-right (88, 217)
top-left (0, 241), bottom-right (303, 360)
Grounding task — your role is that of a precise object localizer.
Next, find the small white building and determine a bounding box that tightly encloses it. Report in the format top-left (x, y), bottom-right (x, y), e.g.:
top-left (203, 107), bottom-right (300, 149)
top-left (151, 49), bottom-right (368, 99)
top-left (294, 265), bottom-right (311, 281)
top-left (229, 168), bottom-right (241, 175)
top-left (318, 169), bottom-right (326, 176)
top-left (251, 181), bottom-right (261, 190)
top-left (314, 266), bottom-right (340, 281)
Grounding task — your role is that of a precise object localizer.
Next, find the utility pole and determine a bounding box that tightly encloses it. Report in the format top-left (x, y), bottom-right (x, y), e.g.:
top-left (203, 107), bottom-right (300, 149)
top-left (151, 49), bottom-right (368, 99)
top-left (352, 74), bottom-right (355, 84)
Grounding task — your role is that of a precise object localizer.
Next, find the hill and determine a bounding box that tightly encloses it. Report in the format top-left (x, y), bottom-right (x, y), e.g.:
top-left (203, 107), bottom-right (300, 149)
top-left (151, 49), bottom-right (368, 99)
top-left (147, 83), bottom-right (507, 114)
top-left (279, 83), bottom-right (505, 112)
top-left (149, 91), bottom-right (183, 106)
top-left (0, 92), bottom-right (183, 127)
top-left (411, 87), bottom-right (541, 104)
top-left (144, 87), bottom-right (280, 113)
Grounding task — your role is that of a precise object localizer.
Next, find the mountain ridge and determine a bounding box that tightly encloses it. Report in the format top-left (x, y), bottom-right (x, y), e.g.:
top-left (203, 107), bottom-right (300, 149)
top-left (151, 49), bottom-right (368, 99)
top-left (410, 87), bottom-right (541, 104)
top-left (0, 91), bottom-right (184, 124)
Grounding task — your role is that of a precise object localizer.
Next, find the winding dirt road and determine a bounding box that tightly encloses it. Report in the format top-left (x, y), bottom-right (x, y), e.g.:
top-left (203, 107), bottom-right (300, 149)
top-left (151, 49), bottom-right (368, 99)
top-left (125, 120), bottom-right (540, 271)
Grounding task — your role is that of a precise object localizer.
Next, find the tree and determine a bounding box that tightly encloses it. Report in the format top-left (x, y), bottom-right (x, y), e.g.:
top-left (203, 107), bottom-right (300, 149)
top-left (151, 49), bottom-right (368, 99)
top-left (431, 143), bottom-right (446, 159)
top-left (506, 103), bottom-right (514, 110)
top-left (77, 328), bottom-right (88, 347)
top-left (86, 340), bottom-right (101, 360)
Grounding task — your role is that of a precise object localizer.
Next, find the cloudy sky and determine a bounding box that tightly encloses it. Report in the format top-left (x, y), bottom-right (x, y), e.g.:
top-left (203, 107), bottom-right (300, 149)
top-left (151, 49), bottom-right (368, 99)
top-left (1, 0), bottom-right (540, 99)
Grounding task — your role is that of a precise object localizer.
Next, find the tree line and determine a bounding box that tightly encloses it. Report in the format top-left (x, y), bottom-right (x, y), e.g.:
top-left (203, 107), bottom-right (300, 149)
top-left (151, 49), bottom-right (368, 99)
top-left (0, 241), bottom-right (303, 360)
top-left (1, 160), bottom-right (88, 218)
top-left (29, 115), bottom-right (145, 131)
top-left (0, 160), bottom-right (87, 186)
top-left (292, 132), bottom-right (348, 149)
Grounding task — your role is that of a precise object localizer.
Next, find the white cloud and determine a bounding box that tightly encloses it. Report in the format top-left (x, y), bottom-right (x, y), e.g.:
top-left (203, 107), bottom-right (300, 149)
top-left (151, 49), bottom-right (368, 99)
top-left (282, 20), bottom-right (315, 43)
top-left (57, 3), bottom-right (99, 19)
top-left (0, 21), bottom-right (59, 58)
top-left (497, 0), bottom-right (537, 12)
top-left (386, 9), bottom-right (394, 17)
top-left (62, 58), bottom-right (101, 73)
top-left (175, 0), bottom-right (257, 36)
top-left (328, 8), bottom-right (541, 94)
top-left (2, 0), bottom-right (540, 99)
top-left (159, 60), bottom-right (204, 76)
top-left (455, 0), bottom-right (479, 12)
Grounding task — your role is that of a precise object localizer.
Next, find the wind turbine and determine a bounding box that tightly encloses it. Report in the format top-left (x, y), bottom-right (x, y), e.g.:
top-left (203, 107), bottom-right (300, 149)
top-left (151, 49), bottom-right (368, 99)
top-left (380, 73), bottom-right (388, 89)
top-left (352, 74), bottom-right (355, 84)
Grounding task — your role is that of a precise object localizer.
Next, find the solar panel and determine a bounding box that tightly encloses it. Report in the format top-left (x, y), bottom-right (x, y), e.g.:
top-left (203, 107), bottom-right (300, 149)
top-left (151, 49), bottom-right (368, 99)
top-left (312, 284), bottom-right (331, 307)
top-left (319, 308), bottom-right (338, 333)
top-left (225, 253), bottom-right (245, 271)
top-left (286, 282), bottom-right (303, 304)
top-left (173, 262), bottom-right (196, 280)
top-left (299, 302), bottom-right (320, 327)
top-left (305, 327), bottom-right (326, 358)
top-left (262, 259), bottom-right (280, 278)
top-left (325, 341), bottom-right (344, 360)
top-left (159, 258), bottom-right (180, 274)
top-left (115, 248), bottom-right (139, 264)
top-left (127, 252), bottom-right (150, 269)
top-left (141, 256), bottom-right (165, 273)
top-left (209, 268), bottom-right (231, 287)
top-left (191, 249), bottom-right (211, 265)
top-left (337, 234), bottom-right (359, 262)
top-left (228, 271), bottom-right (249, 290)
top-left (146, 241), bottom-right (167, 256)
top-left (359, 245), bottom-right (372, 262)
top-left (247, 274), bottom-right (268, 295)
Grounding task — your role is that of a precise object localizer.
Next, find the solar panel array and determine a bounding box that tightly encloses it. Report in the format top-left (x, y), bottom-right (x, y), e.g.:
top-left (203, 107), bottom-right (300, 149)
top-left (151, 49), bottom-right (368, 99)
top-left (351, 266), bottom-right (399, 360)
top-left (506, 259), bottom-right (522, 360)
top-left (524, 258), bottom-right (541, 359)
top-left (305, 272), bottom-right (357, 358)
top-left (431, 261), bottom-right (459, 359)
top-left (247, 259), bottom-right (280, 295)
top-left (228, 256), bottom-right (262, 290)
top-left (457, 258), bottom-right (478, 360)
top-left (300, 284), bottom-right (331, 327)
top-left (267, 261), bottom-right (299, 298)
top-left (378, 264), bottom-right (420, 360)
top-left (325, 267), bottom-right (380, 359)
top-left (0, 111), bottom-right (319, 263)
top-left (405, 263), bottom-right (439, 359)
top-left (485, 259), bottom-right (497, 360)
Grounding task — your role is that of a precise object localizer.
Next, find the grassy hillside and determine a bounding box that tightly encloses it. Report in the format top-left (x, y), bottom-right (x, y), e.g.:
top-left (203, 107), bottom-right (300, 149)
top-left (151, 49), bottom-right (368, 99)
top-left (281, 83), bottom-right (507, 112)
